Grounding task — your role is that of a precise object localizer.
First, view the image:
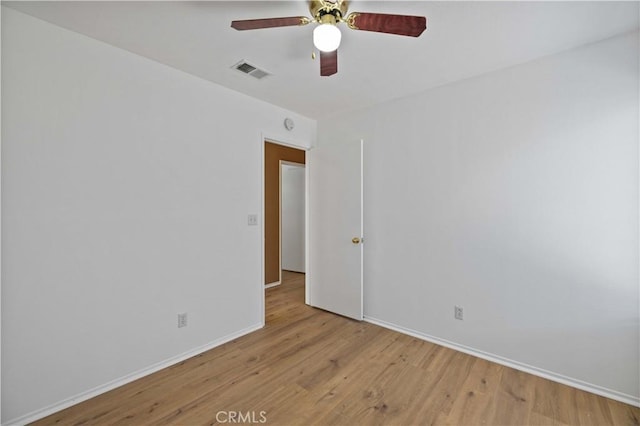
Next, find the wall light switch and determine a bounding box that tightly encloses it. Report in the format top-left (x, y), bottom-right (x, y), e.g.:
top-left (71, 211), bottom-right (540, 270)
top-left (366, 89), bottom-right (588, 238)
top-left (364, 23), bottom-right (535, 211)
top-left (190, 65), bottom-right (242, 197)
top-left (248, 214), bottom-right (258, 226)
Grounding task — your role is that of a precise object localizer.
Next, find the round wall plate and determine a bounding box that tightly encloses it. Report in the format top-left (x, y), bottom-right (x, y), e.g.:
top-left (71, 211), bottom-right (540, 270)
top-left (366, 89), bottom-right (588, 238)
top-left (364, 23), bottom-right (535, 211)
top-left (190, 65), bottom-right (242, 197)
top-left (284, 117), bottom-right (295, 131)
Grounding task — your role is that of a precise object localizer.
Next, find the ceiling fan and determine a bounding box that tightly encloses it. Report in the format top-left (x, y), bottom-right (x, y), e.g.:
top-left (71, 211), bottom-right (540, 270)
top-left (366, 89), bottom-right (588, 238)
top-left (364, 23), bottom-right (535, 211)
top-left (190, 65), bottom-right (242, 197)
top-left (231, 0), bottom-right (427, 77)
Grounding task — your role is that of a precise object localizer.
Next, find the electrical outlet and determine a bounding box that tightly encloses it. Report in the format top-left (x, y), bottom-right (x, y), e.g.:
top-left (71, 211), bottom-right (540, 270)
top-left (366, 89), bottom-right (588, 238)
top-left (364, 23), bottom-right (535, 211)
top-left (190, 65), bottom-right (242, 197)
top-left (454, 306), bottom-right (464, 320)
top-left (178, 313), bottom-right (188, 328)
top-left (248, 214), bottom-right (258, 226)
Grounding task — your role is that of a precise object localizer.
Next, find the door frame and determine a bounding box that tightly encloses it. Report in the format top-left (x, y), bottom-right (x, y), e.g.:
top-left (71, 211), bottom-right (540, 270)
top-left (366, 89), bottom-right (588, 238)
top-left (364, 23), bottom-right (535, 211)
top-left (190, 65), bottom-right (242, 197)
top-left (260, 135), bottom-right (310, 322)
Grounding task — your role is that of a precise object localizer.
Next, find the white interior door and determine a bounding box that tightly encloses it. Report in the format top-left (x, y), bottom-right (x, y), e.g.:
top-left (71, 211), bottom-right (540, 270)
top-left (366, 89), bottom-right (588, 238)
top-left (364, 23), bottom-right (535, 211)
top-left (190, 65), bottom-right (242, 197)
top-left (281, 163), bottom-right (305, 273)
top-left (307, 139), bottom-right (363, 320)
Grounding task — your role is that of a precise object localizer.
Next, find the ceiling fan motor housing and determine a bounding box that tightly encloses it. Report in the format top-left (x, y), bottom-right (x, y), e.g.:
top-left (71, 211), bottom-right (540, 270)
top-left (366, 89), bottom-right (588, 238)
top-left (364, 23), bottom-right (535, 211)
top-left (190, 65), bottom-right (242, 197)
top-left (310, 0), bottom-right (349, 22)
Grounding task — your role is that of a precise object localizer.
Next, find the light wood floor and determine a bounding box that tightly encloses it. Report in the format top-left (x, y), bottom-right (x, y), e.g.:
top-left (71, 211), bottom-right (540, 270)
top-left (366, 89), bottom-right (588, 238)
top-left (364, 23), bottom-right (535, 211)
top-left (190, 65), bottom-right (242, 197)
top-left (34, 271), bottom-right (639, 425)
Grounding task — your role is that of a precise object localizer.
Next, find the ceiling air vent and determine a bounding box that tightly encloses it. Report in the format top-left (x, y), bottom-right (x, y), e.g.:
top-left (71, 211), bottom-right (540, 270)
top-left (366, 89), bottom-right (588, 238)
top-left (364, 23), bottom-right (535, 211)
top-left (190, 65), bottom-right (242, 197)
top-left (232, 60), bottom-right (271, 80)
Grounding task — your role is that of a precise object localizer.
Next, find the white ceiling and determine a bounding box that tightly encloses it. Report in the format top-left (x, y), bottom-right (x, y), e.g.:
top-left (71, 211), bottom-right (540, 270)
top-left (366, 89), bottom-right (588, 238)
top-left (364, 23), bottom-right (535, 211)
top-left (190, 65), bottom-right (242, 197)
top-left (4, 1), bottom-right (639, 119)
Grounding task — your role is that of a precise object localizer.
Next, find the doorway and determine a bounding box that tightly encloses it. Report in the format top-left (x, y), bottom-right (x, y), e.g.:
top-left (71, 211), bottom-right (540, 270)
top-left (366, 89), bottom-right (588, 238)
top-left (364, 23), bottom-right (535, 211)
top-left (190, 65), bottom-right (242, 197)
top-left (263, 141), bottom-right (306, 289)
top-left (262, 136), bottom-right (363, 322)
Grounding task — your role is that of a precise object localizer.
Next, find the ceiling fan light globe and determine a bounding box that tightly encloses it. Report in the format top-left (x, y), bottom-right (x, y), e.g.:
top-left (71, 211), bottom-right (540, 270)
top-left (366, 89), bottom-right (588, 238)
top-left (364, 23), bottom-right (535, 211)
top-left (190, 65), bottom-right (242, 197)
top-left (313, 23), bottom-right (341, 52)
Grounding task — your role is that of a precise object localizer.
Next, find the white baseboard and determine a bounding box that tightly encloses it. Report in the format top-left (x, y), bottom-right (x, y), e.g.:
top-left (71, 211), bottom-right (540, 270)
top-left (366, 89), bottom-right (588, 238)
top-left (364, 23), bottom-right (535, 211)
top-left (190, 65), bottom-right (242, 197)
top-left (265, 281), bottom-right (281, 289)
top-left (4, 323), bottom-right (264, 426)
top-left (364, 316), bottom-right (640, 408)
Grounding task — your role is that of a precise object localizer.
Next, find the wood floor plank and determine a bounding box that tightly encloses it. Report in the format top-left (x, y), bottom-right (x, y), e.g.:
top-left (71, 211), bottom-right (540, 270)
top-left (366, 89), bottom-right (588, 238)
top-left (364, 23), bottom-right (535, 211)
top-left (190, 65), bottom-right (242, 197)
top-left (444, 358), bottom-right (504, 425)
top-left (298, 334), bottom-right (402, 424)
top-left (31, 272), bottom-right (640, 425)
top-left (575, 389), bottom-right (615, 426)
top-left (407, 350), bottom-right (478, 425)
top-left (607, 399), bottom-right (640, 426)
top-left (488, 366), bottom-right (537, 425)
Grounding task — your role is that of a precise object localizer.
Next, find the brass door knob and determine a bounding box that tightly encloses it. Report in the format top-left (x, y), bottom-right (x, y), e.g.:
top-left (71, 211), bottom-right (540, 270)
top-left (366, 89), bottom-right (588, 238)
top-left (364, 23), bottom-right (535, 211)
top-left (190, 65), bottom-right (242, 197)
top-left (352, 237), bottom-right (361, 244)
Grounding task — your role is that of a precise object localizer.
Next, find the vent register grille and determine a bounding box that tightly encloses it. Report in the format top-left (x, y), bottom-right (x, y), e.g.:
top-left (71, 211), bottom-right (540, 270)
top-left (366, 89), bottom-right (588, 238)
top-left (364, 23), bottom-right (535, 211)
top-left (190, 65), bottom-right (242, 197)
top-left (232, 60), bottom-right (270, 79)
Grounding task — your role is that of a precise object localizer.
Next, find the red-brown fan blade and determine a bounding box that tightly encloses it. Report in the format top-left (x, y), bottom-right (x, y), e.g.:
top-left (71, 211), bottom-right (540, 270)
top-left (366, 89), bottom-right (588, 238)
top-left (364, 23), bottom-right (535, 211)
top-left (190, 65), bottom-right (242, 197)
top-left (231, 17), bottom-right (308, 31)
top-left (320, 50), bottom-right (338, 77)
top-left (347, 12), bottom-right (426, 37)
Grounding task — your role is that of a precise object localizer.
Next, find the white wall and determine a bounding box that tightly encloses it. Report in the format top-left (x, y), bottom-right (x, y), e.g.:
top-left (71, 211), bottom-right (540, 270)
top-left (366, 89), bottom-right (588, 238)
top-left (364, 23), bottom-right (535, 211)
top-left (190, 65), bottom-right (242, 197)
top-left (317, 31), bottom-right (640, 403)
top-left (1, 7), bottom-right (315, 423)
top-left (281, 165), bottom-right (305, 273)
